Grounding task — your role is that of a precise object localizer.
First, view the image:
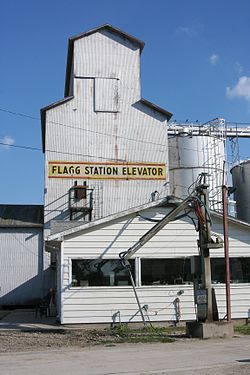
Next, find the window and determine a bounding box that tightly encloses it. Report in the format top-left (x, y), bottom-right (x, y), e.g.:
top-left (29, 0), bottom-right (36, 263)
top-left (141, 259), bottom-right (192, 286)
top-left (71, 259), bottom-right (134, 287)
top-left (211, 258), bottom-right (250, 284)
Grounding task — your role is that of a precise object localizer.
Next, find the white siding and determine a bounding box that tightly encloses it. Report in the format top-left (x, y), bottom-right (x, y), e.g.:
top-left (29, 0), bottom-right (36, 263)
top-left (61, 286), bottom-right (196, 324)
top-left (59, 207), bottom-right (250, 324)
top-left (0, 228), bottom-right (49, 305)
top-left (94, 78), bottom-right (119, 112)
top-left (44, 29), bottom-right (169, 234)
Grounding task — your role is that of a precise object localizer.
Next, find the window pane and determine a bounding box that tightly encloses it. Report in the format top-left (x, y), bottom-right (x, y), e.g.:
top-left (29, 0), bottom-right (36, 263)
top-left (72, 259), bottom-right (134, 287)
top-left (211, 258), bottom-right (225, 284)
top-left (141, 259), bottom-right (191, 285)
top-left (211, 258), bottom-right (250, 284)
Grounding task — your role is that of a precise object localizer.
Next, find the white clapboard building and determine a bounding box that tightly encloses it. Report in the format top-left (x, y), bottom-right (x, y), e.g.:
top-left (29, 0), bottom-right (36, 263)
top-left (48, 199), bottom-right (250, 324)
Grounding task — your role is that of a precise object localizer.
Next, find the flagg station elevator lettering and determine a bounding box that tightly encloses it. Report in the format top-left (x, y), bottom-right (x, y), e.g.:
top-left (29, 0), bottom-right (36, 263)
top-left (48, 162), bottom-right (166, 180)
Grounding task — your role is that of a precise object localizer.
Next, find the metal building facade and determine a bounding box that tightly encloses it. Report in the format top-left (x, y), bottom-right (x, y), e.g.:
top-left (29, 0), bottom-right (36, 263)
top-left (41, 25), bottom-right (172, 236)
top-left (0, 205), bottom-right (51, 305)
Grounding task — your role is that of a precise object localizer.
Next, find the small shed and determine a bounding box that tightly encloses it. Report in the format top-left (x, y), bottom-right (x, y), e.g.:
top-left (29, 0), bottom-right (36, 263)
top-left (0, 205), bottom-right (51, 306)
top-left (47, 199), bottom-right (250, 324)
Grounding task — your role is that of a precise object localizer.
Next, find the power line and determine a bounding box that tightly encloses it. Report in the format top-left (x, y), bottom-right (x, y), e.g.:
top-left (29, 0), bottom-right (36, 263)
top-left (0, 108), bottom-right (38, 121)
top-left (1, 107), bottom-right (249, 162)
top-left (1, 138), bottom-right (249, 163)
top-left (0, 142), bottom-right (41, 152)
top-left (0, 142), bottom-right (126, 161)
top-left (0, 107), bottom-right (168, 148)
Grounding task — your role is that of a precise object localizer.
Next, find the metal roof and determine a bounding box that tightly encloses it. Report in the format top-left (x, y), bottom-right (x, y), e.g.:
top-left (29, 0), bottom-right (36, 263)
top-left (0, 205), bottom-right (44, 228)
top-left (139, 98), bottom-right (172, 121)
top-left (48, 197), bottom-right (250, 242)
top-left (48, 198), bottom-right (169, 241)
top-left (40, 96), bottom-right (74, 153)
top-left (231, 158), bottom-right (250, 171)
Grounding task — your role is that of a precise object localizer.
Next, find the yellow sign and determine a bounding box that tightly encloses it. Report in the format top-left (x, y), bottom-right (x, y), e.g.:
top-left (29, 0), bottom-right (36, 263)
top-left (48, 161), bottom-right (166, 180)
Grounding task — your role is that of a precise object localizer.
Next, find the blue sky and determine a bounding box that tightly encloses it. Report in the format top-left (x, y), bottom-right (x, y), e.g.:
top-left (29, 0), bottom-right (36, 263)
top-left (1, 0), bottom-right (250, 204)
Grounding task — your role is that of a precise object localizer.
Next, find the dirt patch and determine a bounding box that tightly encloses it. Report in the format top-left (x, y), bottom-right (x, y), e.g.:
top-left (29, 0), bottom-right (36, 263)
top-left (0, 328), bottom-right (181, 353)
top-left (0, 330), bottom-right (109, 353)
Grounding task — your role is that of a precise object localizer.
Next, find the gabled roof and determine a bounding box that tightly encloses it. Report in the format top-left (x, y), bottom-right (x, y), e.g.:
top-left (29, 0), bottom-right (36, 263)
top-left (47, 196), bottom-right (250, 242)
top-left (65, 24), bottom-right (145, 97)
top-left (48, 197), bottom-right (170, 241)
top-left (0, 205), bottom-right (44, 228)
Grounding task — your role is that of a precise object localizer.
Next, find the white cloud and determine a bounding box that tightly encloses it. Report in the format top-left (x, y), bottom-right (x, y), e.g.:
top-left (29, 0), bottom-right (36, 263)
top-left (209, 54), bottom-right (219, 65)
top-left (0, 135), bottom-right (15, 150)
top-left (175, 25), bottom-right (196, 37)
top-left (178, 26), bottom-right (191, 34)
top-left (226, 76), bottom-right (250, 102)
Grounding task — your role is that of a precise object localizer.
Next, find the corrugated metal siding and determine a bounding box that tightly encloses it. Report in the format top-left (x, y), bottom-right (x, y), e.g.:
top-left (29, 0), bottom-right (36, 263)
top-left (0, 228), bottom-right (47, 305)
top-left (231, 161), bottom-right (250, 223)
top-left (94, 78), bottom-right (119, 112)
top-left (60, 207), bottom-right (250, 323)
top-left (44, 30), bottom-right (169, 236)
top-left (56, 250), bottom-right (62, 319)
top-left (168, 136), bottom-right (225, 210)
top-left (74, 30), bottom-right (141, 105)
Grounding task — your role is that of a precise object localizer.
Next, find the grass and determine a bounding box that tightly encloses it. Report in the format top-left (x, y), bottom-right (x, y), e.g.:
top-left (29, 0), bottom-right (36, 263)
top-left (234, 324), bottom-right (250, 335)
top-left (108, 324), bottom-right (182, 343)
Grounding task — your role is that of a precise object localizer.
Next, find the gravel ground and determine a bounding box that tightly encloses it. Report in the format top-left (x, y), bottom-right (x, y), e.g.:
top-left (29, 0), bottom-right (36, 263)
top-left (0, 329), bottom-right (182, 353)
top-left (1, 334), bottom-right (250, 375)
top-left (0, 330), bottom-right (118, 352)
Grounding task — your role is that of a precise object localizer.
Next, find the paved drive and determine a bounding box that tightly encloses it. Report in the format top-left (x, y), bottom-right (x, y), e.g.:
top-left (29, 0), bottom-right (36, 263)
top-left (1, 335), bottom-right (250, 374)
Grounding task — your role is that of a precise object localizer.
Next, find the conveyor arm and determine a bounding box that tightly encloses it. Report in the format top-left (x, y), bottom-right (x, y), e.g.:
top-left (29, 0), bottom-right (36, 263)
top-left (120, 196), bottom-right (194, 261)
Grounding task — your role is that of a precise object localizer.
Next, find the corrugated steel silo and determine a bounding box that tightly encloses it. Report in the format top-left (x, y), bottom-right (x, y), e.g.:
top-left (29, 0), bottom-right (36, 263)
top-left (168, 129), bottom-right (226, 211)
top-left (231, 159), bottom-right (250, 223)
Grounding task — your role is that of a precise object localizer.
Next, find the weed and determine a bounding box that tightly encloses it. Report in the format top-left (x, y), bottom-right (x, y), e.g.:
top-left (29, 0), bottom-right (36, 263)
top-left (110, 324), bottom-right (177, 343)
top-left (234, 325), bottom-right (250, 335)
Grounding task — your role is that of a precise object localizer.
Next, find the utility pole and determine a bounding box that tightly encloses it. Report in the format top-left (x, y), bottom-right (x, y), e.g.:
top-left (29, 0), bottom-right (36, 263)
top-left (222, 185), bottom-right (231, 321)
top-left (196, 174), bottom-right (214, 322)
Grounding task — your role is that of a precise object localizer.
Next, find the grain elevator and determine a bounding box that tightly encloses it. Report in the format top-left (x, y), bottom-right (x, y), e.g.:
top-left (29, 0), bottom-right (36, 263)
top-left (41, 25), bottom-right (172, 236)
top-left (40, 26), bottom-right (250, 325)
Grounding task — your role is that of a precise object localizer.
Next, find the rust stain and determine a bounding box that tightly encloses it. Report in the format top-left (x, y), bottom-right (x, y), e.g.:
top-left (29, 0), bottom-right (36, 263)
top-left (115, 144), bottom-right (119, 160)
top-left (115, 143), bottom-right (119, 187)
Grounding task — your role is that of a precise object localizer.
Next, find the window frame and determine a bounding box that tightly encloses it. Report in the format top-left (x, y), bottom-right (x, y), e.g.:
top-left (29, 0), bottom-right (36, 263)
top-left (69, 257), bottom-right (136, 288)
top-left (68, 256), bottom-right (250, 290)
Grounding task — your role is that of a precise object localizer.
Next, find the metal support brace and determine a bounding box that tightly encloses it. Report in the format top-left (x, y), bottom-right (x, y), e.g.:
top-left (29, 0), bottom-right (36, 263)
top-left (121, 196), bottom-right (194, 261)
top-left (119, 196), bottom-right (195, 326)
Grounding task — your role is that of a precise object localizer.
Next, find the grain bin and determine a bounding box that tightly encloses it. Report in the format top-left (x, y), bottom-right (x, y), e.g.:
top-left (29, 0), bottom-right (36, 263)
top-left (168, 128), bottom-right (226, 211)
top-left (231, 159), bottom-right (250, 223)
